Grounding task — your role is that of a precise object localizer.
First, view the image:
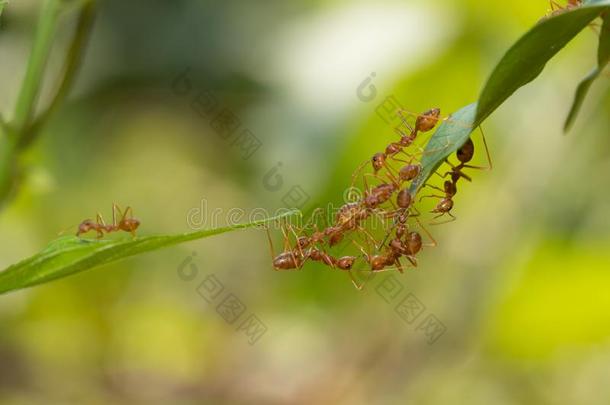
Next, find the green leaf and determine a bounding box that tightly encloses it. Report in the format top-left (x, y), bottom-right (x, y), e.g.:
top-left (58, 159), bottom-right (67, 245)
top-left (410, 2), bottom-right (610, 192)
top-left (410, 103), bottom-right (477, 193)
top-left (564, 11), bottom-right (610, 131)
top-left (0, 210), bottom-right (299, 295)
top-left (476, 0), bottom-right (610, 125)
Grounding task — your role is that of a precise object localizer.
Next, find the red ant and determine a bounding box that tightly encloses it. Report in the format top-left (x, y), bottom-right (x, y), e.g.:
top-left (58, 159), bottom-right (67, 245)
top-left (548, 0), bottom-right (581, 16)
top-left (266, 218), bottom-right (363, 288)
top-left (351, 108), bottom-right (441, 190)
top-left (419, 127), bottom-right (492, 224)
top-left (76, 204), bottom-right (140, 238)
top-left (351, 216), bottom-right (435, 287)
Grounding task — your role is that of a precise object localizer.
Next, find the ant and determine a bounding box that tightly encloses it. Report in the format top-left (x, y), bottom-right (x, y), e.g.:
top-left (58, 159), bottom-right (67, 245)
top-left (548, 0), bottom-right (581, 16)
top-left (385, 210), bottom-right (436, 269)
top-left (419, 127), bottom-right (492, 224)
top-left (266, 218), bottom-right (364, 288)
top-left (351, 108), bottom-right (441, 190)
top-left (76, 204), bottom-right (140, 238)
top-left (351, 216), bottom-right (435, 285)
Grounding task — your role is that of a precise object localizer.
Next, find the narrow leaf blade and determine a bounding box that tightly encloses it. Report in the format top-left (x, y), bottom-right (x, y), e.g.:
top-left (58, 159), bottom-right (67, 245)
top-left (477, 2), bottom-right (610, 125)
top-left (564, 11), bottom-right (610, 131)
top-left (0, 210), bottom-right (298, 295)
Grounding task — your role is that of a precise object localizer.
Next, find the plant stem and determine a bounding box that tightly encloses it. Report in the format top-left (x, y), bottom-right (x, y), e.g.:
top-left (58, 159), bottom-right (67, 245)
top-left (21, 0), bottom-right (96, 148)
top-left (0, 1), bottom-right (6, 23)
top-left (11, 0), bottom-right (63, 137)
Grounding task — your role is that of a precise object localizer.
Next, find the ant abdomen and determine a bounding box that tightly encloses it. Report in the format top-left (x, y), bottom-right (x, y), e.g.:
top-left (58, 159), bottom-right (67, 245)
top-left (396, 189), bottom-right (412, 209)
top-left (273, 252), bottom-right (300, 270)
top-left (415, 108), bottom-right (441, 132)
top-left (434, 198), bottom-right (454, 214)
top-left (456, 138), bottom-right (475, 163)
top-left (399, 164), bottom-right (420, 181)
top-left (403, 232), bottom-right (422, 255)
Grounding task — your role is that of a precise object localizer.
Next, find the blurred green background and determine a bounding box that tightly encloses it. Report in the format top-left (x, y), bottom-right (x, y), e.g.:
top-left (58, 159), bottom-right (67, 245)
top-left (1, 0), bottom-right (610, 403)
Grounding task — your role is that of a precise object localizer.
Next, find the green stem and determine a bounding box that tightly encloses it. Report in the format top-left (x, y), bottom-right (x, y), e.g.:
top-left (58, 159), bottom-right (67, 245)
top-left (21, 1), bottom-right (96, 148)
top-left (0, 1), bottom-right (6, 23)
top-left (11, 0), bottom-right (63, 137)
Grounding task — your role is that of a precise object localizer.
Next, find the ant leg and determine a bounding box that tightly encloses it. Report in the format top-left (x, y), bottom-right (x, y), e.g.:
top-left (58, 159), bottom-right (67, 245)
top-left (347, 270), bottom-right (365, 290)
top-left (382, 162), bottom-right (401, 187)
top-left (415, 216), bottom-right (437, 248)
top-left (419, 194), bottom-right (445, 202)
top-left (308, 207), bottom-right (327, 229)
top-left (112, 203), bottom-right (124, 227)
top-left (96, 213), bottom-right (106, 227)
top-left (361, 172), bottom-right (387, 187)
top-left (355, 225), bottom-right (381, 251)
top-left (264, 225), bottom-right (280, 272)
top-left (422, 183), bottom-right (445, 193)
top-left (396, 109), bottom-right (415, 133)
top-left (549, 0), bottom-right (563, 11)
top-left (95, 213), bottom-right (107, 238)
top-left (350, 159), bottom-right (370, 190)
top-left (351, 239), bottom-right (370, 262)
top-left (430, 212), bottom-right (456, 225)
top-left (479, 126), bottom-right (493, 170)
top-left (462, 127), bottom-right (493, 171)
top-left (123, 206), bottom-right (135, 219)
top-left (393, 258), bottom-right (405, 273)
top-left (286, 223), bottom-right (305, 259)
top-left (277, 219), bottom-right (300, 270)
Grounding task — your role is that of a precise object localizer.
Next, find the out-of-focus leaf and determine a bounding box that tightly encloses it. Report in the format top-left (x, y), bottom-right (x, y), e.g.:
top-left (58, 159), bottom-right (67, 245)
top-left (564, 11), bottom-right (610, 131)
top-left (476, 0), bottom-right (610, 125)
top-left (0, 210), bottom-right (298, 295)
top-left (0, 1), bottom-right (6, 20)
top-left (411, 2), bottom-right (610, 191)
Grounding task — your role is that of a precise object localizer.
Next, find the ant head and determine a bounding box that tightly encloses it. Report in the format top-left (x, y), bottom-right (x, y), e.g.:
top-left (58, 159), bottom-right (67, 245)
top-left (371, 153), bottom-right (386, 171)
top-left (297, 236), bottom-right (309, 248)
top-left (120, 218), bottom-right (140, 232)
top-left (76, 219), bottom-right (95, 236)
top-left (427, 108), bottom-right (441, 119)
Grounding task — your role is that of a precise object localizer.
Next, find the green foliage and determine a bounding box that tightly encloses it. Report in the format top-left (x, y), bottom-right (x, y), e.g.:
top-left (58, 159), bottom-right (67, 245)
top-left (410, 103), bottom-right (477, 193)
top-left (1, 1), bottom-right (610, 295)
top-left (0, 210), bottom-right (298, 295)
top-left (565, 11), bottom-right (610, 130)
top-left (411, 1), bottom-right (610, 191)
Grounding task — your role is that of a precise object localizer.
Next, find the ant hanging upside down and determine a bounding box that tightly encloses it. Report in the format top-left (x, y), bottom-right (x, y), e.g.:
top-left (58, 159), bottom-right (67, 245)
top-left (419, 127), bottom-right (492, 224)
top-left (76, 204), bottom-right (140, 238)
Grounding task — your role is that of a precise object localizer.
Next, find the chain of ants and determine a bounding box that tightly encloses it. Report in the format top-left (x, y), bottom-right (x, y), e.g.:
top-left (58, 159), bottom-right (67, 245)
top-left (267, 107), bottom-right (491, 289)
